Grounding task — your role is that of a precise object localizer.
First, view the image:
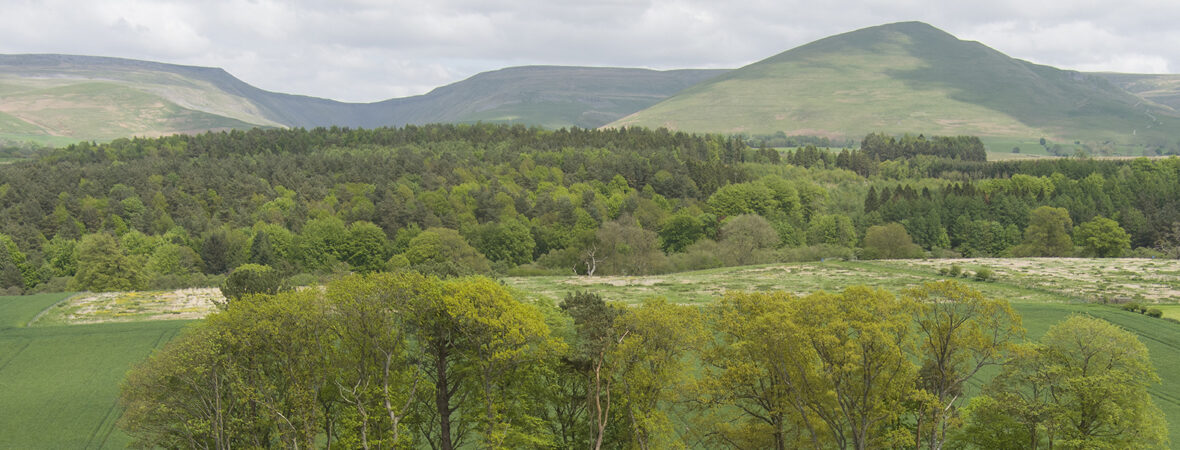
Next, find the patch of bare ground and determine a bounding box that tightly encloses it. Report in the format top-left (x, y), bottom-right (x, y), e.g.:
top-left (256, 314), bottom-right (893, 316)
top-left (37, 288), bottom-right (222, 325)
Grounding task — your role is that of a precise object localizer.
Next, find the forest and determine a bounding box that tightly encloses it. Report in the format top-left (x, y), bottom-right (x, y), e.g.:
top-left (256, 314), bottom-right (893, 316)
top-left (0, 124), bottom-right (1177, 294)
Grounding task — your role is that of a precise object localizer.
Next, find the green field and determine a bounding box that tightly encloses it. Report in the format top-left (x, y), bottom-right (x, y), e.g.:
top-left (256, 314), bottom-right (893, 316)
top-left (0, 293), bottom-right (189, 448)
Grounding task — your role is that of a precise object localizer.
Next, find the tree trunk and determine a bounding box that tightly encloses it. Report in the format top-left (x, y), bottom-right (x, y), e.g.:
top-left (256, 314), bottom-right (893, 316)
top-left (435, 344), bottom-right (454, 450)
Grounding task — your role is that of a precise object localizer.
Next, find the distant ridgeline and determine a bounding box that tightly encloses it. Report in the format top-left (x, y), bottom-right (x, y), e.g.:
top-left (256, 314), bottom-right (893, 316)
top-left (0, 124), bottom-right (1178, 295)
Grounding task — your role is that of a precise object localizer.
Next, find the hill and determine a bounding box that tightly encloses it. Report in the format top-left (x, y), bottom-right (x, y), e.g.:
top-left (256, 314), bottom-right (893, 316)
top-left (0, 54), bottom-right (724, 143)
top-left (1095, 72), bottom-right (1180, 111)
top-left (609, 22), bottom-right (1180, 151)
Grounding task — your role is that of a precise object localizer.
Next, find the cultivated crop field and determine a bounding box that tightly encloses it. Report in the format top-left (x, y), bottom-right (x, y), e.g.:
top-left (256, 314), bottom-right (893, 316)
top-left (0, 293), bottom-right (190, 448)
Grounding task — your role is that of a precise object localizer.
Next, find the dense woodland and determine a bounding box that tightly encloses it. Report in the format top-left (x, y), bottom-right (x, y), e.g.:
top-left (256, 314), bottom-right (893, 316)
top-left (0, 125), bottom-right (1179, 294)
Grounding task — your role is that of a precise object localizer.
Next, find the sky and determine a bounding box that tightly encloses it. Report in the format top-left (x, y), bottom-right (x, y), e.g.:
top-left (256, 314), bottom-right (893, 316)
top-left (2, 0), bottom-right (1178, 103)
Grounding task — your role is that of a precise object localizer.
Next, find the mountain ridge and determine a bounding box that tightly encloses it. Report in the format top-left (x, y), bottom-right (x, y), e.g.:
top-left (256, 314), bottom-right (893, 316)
top-left (0, 54), bottom-right (725, 143)
top-left (608, 21), bottom-right (1180, 150)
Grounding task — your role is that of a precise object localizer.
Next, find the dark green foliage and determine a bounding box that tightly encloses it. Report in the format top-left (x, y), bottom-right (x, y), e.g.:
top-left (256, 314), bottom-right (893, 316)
top-left (219, 263), bottom-right (282, 303)
top-left (1, 125), bottom-right (1179, 294)
top-left (1148, 308), bottom-right (1163, 318)
top-left (658, 213), bottom-right (706, 253)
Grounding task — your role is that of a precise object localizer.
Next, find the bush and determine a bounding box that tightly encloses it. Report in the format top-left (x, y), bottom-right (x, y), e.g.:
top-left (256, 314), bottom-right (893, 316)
top-left (1147, 308), bottom-right (1163, 318)
top-left (219, 264), bottom-right (282, 306)
top-left (1122, 302), bottom-right (1142, 312)
top-left (947, 264), bottom-right (962, 277)
top-left (974, 268), bottom-right (994, 282)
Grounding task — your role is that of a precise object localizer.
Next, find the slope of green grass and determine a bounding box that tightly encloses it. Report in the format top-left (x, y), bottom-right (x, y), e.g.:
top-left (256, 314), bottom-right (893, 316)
top-left (1096, 72), bottom-right (1180, 112)
top-left (610, 22), bottom-right (1180, 154)
top-left (0, 294), bottom-right (189, 449)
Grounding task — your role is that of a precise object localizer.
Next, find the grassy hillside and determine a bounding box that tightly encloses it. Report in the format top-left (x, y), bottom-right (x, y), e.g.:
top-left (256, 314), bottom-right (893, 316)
top-left (609, 22), bottom-right (1180, 154)
top-left (0, 55), bottom-right (724, 143)
top-left (1096, 72), bottom-right (1180, 111)
top-left (379, 66), bottom-right (727, 129)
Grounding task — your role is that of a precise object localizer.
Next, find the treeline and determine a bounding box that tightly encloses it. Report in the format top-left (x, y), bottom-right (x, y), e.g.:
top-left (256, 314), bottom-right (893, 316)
top-left (119, 274), bottom-right (1167, 449)
top-left (0, 125), bottom-right (1178, 295)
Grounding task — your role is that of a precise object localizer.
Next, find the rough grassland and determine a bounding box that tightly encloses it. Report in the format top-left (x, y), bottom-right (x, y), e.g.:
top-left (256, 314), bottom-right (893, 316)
top-left (0, 293), bottom-right (189, 448)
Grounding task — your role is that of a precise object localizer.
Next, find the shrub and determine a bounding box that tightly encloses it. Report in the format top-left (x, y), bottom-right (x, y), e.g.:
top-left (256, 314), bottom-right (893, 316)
top-left (974, 268), bottom-right (994, 282)
top-left (1147, 308), bottom-right (1163, 318)
top-left (1122, 302), bottom-right (1142, 312)
top-left (219, 264), bottom-right (282, 306)
top-left (947, 264), bottom-right (962, 277)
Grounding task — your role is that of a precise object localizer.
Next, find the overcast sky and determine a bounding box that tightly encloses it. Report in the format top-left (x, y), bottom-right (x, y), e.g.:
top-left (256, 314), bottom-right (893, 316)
top-left (2, 0), bottom-right (1177, 103)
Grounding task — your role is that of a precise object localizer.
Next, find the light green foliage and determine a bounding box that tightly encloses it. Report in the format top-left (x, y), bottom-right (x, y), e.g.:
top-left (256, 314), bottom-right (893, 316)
top-left (805, 214), bottom-right (856, 248)
top-left (1013, 206), bottom-right (1074, 257)
top-left (1073, 215), bottom-right (1131, 257)
top-left (862, 222), bottom-right (924, 259)
top-left (610, 298), bottom-right (706, 450)
top-left (326, 272), bottom-right (429, 448)
top-left (71, 233), bottom-right (145, 292)
top-left (404, 227), bottom-right (492, 277)
top-left (707, 182), bottom-right (777, 217)
top-left (695, 291), bottom-right (813, 449)
top-left (299, 216), bottom-right (350, 270)
top-left (958, 315), bottom-right (1168, 449)
top-left (797, 287), bottom-right (917, 449)
top-left (905, 281), bottom-right (1024, 449)
top-left (41, 235), bottom-right (78, 277)
top-left (145, 243), bottom-right (203, 277)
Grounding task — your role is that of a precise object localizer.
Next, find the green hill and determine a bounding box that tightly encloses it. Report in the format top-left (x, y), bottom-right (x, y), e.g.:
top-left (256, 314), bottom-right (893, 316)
top-left (377, 65), bottom-right (726, 129)
top-left (0, 55), bottom-right (724, 143)
top-left (1094, 72), bottom-right (1180, 111)
top-left (609, 22), bottom-right (1180, 152)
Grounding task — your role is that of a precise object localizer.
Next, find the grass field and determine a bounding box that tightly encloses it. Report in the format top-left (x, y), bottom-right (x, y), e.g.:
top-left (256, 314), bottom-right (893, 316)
top-left (0, 293), bottom-right (190, 448)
